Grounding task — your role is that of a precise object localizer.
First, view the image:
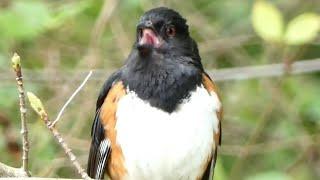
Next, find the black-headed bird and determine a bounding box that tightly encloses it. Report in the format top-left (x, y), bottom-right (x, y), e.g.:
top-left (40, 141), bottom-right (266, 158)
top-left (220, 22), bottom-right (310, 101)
top-left (87, 7), bottom-right (222, 180)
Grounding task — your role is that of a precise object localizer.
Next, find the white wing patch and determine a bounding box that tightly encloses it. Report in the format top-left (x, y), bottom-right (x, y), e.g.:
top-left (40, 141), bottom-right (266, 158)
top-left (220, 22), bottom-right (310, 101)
top-left (115, 85), bottom-right (220, 180)
top-left (96, 139), bottom-right (111, 179)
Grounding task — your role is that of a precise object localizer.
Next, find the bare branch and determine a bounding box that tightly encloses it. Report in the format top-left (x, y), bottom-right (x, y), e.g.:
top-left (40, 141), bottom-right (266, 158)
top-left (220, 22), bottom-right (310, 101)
top-left (51, 71), bottom-right (93, 127)
top-left (0, 55), bottom-right (92, 179)
top-left (0, 162), bottom-right (28, 178)
top-left (212, 58), bottom-right (320, 81)
top-left (27, 93), bottom-right (91, 180)
top-left (220, 133), bottom-right (320, 156)
top-left (11, 53), bottom-right (30, 176)
top-left (2, 58), bottom-right (320, 83)
top-left (0, 177), bottom-right (82, 180)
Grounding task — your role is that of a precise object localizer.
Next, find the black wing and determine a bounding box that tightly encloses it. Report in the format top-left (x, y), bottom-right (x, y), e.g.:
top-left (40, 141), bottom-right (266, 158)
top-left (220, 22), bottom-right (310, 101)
top-left (202, 148), bottom-right (218, 180)
top-left (87, 70), bottom-right (121, 179)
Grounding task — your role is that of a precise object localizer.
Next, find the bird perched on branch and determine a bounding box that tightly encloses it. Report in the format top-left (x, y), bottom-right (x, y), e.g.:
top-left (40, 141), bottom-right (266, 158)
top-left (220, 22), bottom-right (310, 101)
top-left (87, 7), bottom-right (222, 180)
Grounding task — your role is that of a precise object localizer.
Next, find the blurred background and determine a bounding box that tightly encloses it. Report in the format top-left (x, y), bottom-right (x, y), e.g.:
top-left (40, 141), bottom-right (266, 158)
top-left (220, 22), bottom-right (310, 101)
top-left (0, 0), bottom-right (320, 179)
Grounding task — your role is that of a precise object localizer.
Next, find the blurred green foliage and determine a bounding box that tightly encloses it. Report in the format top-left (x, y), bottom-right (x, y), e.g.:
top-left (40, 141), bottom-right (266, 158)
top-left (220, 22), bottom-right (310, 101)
top-left (0, 0), bottom-right (319, 179)
top-left (252, 0), bottom-right (320, 45)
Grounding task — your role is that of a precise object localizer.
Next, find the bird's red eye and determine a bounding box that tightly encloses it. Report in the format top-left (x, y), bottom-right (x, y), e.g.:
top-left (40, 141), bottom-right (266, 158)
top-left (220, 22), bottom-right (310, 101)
top-left (166, 26), bottom-right (176, 37)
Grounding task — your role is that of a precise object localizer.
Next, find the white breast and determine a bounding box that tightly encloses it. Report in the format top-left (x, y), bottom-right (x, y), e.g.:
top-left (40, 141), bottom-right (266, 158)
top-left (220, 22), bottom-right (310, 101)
top-left (115, 85), bottom-right (220, 180)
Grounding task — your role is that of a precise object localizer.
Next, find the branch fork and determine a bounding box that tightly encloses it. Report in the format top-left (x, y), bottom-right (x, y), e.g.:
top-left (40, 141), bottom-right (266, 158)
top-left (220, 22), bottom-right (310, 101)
top-left (0, 53), bottom-right (92, 179)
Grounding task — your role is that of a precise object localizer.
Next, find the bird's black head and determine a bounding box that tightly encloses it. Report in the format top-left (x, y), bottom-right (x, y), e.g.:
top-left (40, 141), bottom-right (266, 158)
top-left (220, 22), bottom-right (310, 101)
top-left (123, 7), bottom-right (203, 113)
top-left (135, 7), bottom-right (201, 63)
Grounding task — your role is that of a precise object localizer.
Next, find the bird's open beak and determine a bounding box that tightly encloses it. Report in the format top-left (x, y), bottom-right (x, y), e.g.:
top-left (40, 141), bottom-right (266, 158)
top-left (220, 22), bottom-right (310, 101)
top-left (138, 28), bottom-right (161, 48)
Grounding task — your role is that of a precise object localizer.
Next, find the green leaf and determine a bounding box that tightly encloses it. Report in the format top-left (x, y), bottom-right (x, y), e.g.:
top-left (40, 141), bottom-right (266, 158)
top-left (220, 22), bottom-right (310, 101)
top-left (246, 171), bottom-right (291, 180)
top-left (284, 13), bottom-right (320, 45)
top-left (252, 0), bottom-right (284, 42)
top-left (47, 1), bottom-right (92, 29)
top-left (0, 1), bottom-right (51, 40)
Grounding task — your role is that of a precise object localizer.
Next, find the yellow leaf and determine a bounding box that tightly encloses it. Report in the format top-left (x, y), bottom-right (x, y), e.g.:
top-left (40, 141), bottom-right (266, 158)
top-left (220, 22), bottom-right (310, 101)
top-left (284, 13), bottom-right (320, 45)
top-left (27, 92), bottom-right (46, 116)
top-left (252, 0), bottom-right (284, 42)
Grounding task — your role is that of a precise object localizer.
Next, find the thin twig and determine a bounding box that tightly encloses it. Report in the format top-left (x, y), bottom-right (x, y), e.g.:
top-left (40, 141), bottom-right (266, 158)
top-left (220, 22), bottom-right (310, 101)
top-left (42, 112), bottom-right (90, 180)
top-left (51, 71), bottom-right (93, 127)
top-left (27, 91), bottom-right (91, 179)
top-left (11, 53), bottom-right (30, 176)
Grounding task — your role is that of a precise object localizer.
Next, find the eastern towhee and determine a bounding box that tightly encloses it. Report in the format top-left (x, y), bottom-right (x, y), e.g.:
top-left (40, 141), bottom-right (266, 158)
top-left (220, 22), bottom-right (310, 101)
top-left (87, 7), bottom-right (222, 180)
